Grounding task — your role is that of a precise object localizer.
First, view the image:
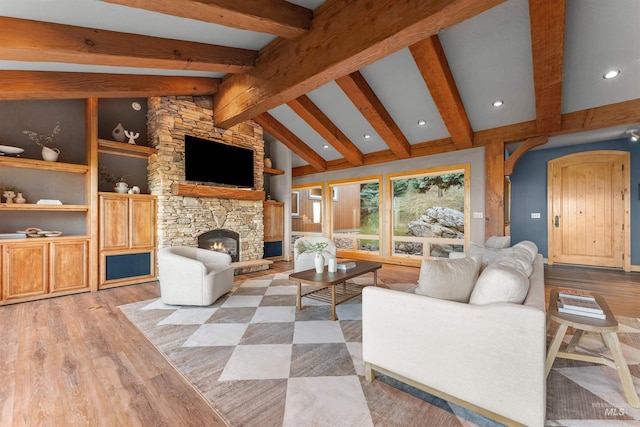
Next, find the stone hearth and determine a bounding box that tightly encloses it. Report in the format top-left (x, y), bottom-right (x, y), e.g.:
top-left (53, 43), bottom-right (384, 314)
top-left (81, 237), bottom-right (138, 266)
top-left (147, 96), bottom-right (268, 272)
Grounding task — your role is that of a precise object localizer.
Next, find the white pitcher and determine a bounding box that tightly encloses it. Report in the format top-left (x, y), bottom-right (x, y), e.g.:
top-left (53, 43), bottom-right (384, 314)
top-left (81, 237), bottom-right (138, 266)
top-left (41, 146), bottom-right (60, 162)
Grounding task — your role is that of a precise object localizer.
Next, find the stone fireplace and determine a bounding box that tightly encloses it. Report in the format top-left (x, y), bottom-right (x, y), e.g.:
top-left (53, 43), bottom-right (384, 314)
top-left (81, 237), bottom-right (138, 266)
top-left (198, 229), bottom-right (240, 262)
top-left (147, 96), bottom-right (267, 270)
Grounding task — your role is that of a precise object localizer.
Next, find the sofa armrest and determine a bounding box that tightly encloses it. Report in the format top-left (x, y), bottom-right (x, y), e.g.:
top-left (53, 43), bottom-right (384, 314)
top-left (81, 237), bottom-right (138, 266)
top-left (362, 287), bottom-right (546, 426)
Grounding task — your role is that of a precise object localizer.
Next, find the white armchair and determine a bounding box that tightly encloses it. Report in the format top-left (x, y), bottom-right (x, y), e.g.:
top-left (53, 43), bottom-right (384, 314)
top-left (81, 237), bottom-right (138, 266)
top-left (293, 236), bottom-right (337, 272)
top-left (157, 246), bottom-right (234, 306)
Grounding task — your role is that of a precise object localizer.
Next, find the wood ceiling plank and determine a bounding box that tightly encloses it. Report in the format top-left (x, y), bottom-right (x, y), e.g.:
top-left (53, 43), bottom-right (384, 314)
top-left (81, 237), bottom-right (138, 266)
top-left (214, 0), bottom-right (506, 128)
top-left (409, 35), bottom-right (473, 150)
top-left (529, 0), bottom-right (566, 134)
top-left (253, 113), bottom-right (327, 172)
top-left (0, 17), bottom-right (257, 73)
top-left (287, 95), bottom-right (364, 166)
top-left (336, 71), bottom-right (412, 159)
top-left (0, 71), bottom-right (219, 100)
top-left (102, 0), bottom-right (312, 39)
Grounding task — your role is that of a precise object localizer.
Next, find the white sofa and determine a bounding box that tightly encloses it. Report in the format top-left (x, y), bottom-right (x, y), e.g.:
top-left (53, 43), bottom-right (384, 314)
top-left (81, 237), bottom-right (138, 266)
top-left (293, 236), bottom-right (337, 272)
top-left (362, 242), bottom-right (546, 427)
top-left (157, 246), bottom-right (234, 306)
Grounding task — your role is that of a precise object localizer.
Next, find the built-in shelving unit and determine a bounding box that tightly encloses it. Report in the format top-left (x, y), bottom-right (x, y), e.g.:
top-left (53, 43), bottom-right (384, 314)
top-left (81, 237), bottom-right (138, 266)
top-left (0, 97), bottom-right (159, 304)
top-left (0, 99), bottom-right (94, 304)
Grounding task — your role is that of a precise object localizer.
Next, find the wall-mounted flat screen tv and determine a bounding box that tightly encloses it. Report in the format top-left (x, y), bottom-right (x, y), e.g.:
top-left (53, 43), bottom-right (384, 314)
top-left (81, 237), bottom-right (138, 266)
top-left (184, 135), bottom-right (254, 188)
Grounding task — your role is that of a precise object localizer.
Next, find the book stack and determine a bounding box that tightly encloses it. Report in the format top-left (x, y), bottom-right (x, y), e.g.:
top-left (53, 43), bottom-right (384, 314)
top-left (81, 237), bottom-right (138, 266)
top-left (557, 288), bottom-right (605, 319)
top-left (336, 261), bottom-right (356, 271)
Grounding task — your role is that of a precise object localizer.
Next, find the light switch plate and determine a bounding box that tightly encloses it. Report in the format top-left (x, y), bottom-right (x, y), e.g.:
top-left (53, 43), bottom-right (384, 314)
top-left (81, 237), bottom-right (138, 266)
top-left (531, 213), bottom-right (541, 219)
top-left (473, 212), bottom-right (483, 219)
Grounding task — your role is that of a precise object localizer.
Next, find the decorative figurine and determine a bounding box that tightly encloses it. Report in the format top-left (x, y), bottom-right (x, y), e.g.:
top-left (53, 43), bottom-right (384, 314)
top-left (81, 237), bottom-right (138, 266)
top-left (124, 130), bottom-right (140, 145)
top-left (3, 190), bottom-right (16, 203)
top-left (112, 123), bottom-right (126, 142)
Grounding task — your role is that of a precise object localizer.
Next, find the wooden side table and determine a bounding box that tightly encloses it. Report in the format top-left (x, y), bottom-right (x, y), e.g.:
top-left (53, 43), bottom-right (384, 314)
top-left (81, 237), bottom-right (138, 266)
top-left (546, 289), bottom-right (640, 408)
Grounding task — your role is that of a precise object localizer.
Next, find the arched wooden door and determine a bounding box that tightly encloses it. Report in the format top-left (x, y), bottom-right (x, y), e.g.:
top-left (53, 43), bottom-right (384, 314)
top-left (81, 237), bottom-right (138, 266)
top-left (547, 151), bottom-right (630, 270)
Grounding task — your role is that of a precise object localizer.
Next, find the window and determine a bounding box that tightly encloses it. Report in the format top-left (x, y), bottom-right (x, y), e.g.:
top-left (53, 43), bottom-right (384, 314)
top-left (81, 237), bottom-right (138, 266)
top-left (291, 184), bottom-right (324, 241)
top-left (329, 177), bottom-right (381, 254)
top-left (388, 166), bottom-right (468, 258)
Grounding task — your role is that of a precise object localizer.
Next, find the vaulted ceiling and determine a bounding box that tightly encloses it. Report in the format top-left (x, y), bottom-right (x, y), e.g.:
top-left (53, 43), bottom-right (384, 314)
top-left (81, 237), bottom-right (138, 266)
top-left (2, 0), bottom-right (640, 177)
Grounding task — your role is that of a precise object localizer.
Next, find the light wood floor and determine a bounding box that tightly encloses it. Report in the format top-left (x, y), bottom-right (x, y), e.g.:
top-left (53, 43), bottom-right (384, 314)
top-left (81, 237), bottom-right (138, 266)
top-left (1, 261), bottom-right (638, 426)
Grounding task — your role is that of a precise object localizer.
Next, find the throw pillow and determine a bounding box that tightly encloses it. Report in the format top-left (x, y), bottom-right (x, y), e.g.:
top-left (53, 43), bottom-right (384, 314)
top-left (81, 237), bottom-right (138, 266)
top-left (469, 263), bottom-right (530, 305)
top-left (512, 240), bottom-right (538, 263)
top-left (466, 242), bottom-right (502, 269)
top-left (493, 247), bottom-right (534, 277)
top-left (485, 235), bottom-right (511, 249)
top-left (415, 256), bottom-right (481, 303)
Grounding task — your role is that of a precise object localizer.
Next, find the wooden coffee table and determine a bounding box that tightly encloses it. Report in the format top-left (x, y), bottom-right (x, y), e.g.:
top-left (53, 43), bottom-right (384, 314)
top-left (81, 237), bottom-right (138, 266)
top-left (546, 289), bottom-right (640, 408)
top-left (289, 260), bottom-right (382, 321)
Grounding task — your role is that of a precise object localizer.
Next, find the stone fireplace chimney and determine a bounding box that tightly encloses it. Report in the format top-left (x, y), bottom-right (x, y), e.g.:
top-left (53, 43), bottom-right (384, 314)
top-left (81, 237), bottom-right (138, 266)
top-left (147, 96), bottom-right (265, 263)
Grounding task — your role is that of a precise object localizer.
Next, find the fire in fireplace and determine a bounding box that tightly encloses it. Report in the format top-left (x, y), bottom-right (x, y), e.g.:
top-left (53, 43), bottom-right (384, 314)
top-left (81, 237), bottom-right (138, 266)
top-left (198, 229), bottom-right (239, 262)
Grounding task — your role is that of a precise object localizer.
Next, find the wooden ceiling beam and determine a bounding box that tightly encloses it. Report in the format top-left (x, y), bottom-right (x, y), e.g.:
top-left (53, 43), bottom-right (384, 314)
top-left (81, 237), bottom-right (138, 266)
top-left (473, 121), bottom-right (539, 146)
top-left (529, 0), bottom-right (566, 134)
top-left (0, 71), bottom-right (219, 100)
top-left (287, 95), bottom-right (364, 166)
top-left (409, 35), bottom-right (473, 150)
top-left (102, 0), bottom-right (312, 39)
top-left (473, 98), bottom-right (640, 148)
top-left (253, 112), bottom-right (327, 172)
top-left (214, 0), bottom-right (506, 128)
top-left (292, 138), bottom-right (457, 177)
top-left (504, 136), bottom-right (548, 176)
top-left (561, 99), bottom-right (640, 133)
top-left (0, 17), bottom-right (257, 73)
top-left (336, 71), bottom-right (412, 159)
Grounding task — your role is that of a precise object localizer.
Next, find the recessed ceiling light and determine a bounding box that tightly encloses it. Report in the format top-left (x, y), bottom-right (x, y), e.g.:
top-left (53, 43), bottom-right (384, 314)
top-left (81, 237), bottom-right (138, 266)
top-left (363, 133), bottom-right (372, 139)
top-left (322, 144), bottom-right (329, 149)
top-left (417, 119), bottom-right (427, 126)
top-left (492, 100), bottom-right (504, 107)
top-left (603, 69), bottom-right (620, 79)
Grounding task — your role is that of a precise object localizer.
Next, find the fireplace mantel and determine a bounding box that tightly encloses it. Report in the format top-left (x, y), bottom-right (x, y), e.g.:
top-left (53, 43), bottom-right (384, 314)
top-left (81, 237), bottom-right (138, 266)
top-left (171, 183), bottom-right (266, 201)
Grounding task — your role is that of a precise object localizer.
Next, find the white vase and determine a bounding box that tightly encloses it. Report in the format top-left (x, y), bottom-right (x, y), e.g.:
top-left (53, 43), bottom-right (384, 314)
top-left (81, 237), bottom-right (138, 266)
top-left (41, 146), bottom-right (60, 162)
top-left (314, 252), bottom-right (325, 273)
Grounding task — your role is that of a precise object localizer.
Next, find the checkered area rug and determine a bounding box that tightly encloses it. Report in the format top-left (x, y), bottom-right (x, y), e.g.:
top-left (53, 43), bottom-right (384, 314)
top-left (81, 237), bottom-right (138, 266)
top-left (119, 273), bottom-right (501, 426)
top-left (120, 273), bottom-right (640, 426)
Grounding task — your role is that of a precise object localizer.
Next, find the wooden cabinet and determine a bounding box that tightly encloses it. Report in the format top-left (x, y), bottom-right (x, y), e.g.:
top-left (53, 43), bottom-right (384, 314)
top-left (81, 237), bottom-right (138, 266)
top-left (1, 238), bottom-right (89, 303)
top-left (2, 241), bottom-right (48, 300)
top-left (99, 193), bottom-right (156, 288)
top-left (263, 201), bottom-right (284, 260)
top-left (50, 239), bottom-right (89, 293)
